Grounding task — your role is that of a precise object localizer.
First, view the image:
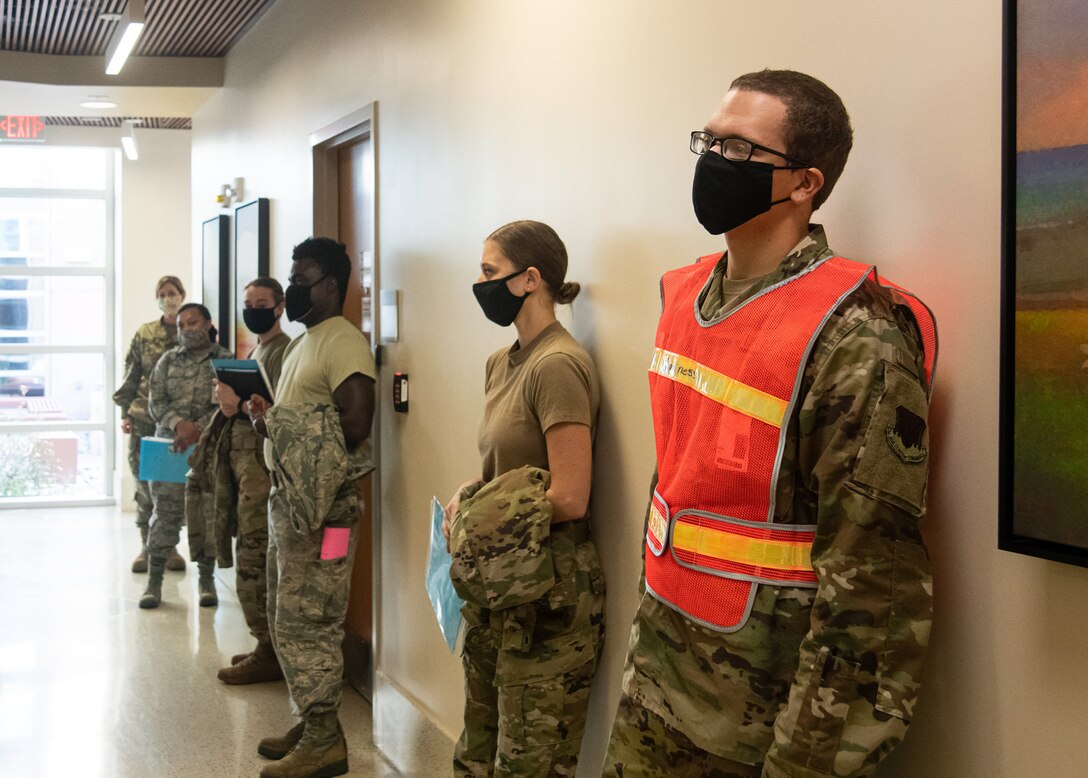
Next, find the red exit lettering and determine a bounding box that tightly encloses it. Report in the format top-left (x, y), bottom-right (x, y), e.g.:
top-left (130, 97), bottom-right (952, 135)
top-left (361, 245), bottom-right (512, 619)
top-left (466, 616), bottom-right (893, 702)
top-left (0, 115), bottom-right (45, 139)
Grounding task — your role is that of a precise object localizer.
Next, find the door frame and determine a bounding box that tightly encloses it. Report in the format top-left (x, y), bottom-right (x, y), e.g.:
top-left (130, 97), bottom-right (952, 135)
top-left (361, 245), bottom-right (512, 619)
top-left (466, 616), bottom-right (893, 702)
top-left (309, 102), bottom-right (382, 692)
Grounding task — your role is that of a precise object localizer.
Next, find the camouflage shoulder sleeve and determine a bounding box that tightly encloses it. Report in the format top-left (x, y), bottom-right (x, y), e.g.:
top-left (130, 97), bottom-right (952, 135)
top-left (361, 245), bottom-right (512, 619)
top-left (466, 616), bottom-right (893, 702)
top-left (112, 329), bottom-right (144, 413)
top-left (149, 350), bottom-right (182, 432)
top-left (766, 284), bottom-right (933, 777)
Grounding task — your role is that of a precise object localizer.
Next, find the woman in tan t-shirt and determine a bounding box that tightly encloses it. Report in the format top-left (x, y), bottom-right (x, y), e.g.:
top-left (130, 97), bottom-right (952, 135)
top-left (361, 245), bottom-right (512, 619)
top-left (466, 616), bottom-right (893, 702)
top-left (443, 220), bottom-right (606, 777)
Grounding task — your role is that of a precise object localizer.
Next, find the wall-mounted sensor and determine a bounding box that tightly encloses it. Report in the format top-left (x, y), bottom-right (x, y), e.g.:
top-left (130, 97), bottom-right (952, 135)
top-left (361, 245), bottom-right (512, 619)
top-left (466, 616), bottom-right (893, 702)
top-left (393, 372), bottom-right (408, 413)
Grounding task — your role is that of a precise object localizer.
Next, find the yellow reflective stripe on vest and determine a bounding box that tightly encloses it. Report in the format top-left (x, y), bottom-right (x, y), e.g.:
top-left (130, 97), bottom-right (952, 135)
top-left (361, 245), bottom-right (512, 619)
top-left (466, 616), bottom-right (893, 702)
top-left (649, 347), bottom-right (787, 427)
top-left (672, 521), bottom-right (813, 572)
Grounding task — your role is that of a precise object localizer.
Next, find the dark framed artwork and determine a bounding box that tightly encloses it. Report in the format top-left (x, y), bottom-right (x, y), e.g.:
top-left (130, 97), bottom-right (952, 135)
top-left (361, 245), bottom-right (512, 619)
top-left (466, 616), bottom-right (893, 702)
top-left (999, 0), bottom-right (1088, 568)
top-left (201, 214), bottom-right (230, 347)
top-left (233, 198), bottom-right (270, 358)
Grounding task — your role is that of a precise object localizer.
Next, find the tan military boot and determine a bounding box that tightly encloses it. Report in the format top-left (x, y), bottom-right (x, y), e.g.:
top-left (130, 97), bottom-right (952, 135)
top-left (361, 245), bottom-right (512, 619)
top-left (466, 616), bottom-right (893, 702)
top-left (198, 559), bottom-right (218, 607)
top-left (217, 641), bottom-right (283, 684)
top-left (257, 720), bottom-right (305, 760)
top-left (165, 547), bottom-right (187, 571)
top-left (230, 651), bottom-right (253, 665)
top-left (131, 528), bottom-right (149, 573)
top-left (259, 713), bottom-right (347, 777)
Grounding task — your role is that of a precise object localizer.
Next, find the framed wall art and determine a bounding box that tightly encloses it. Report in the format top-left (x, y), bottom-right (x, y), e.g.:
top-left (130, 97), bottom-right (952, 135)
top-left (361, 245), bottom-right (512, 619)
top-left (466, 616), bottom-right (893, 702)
top-left (999, 0), bottom-right (1088, 567)
top-left (233, 197), bottom-right (270, 357)
top-left (201, 214), bottom-right (231, 347)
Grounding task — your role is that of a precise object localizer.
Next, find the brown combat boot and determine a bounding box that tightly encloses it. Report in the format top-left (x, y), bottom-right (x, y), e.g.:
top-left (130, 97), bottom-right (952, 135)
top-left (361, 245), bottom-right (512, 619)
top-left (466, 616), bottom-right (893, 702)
top-left (230, 651), bottom-right (252, 665)
top-left (218, 641), bottom-right (283, 684)
top-left (139, 558), bottom-right (166, 609)
top-left (165, 547), bottom-right (186, 571)
top-left (259, 712), bottom-right (347, 777)
top-left (131, 527), bottom-right (149, 573)
top-left (257, 720), bottom-right (305, 760)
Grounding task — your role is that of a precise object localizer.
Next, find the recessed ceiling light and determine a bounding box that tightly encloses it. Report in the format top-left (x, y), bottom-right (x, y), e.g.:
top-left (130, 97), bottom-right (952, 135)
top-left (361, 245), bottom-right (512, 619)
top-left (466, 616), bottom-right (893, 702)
top-left (80, 96), bottom-right (118, 109)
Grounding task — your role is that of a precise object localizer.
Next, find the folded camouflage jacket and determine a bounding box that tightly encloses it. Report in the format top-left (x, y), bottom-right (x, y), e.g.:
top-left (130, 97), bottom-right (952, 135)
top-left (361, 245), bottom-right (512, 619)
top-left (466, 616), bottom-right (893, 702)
top-left (184, 411), bottom-right (237, 566)
top-left (265, 402), bottom-right (365, 534)
top-left (449, 465), bottom-right (555, 610)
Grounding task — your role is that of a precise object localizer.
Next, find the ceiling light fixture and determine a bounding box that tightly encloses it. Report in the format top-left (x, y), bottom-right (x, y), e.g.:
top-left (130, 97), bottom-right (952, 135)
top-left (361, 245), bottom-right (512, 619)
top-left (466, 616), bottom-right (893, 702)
top-left (105, 0), bottom-right (146, 76)
top-left (121, 121), bottom-right (139, 161)
top-left (80, 95), bottom-right (118, 109)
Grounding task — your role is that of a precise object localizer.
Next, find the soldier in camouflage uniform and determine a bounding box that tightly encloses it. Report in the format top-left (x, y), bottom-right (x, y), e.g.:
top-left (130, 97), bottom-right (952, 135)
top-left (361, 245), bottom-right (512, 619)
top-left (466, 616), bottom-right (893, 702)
top-left (112, 275), bottom-right (186, 573)
top-left (604, 71), bottom-right (938, 778)
top-left (140, 303), bottom-right (232, 609)
top-left (212, 278), bottom-right (291, 685)
top-left (444, 221), bottom-right (605, 777)
top-left (247, 238), bottom-right (376, 778)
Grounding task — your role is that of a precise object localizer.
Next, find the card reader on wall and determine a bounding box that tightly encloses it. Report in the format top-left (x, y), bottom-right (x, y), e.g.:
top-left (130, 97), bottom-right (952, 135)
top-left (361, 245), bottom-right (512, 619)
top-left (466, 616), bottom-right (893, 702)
top-left (393, 372), bottom-right (408, 412)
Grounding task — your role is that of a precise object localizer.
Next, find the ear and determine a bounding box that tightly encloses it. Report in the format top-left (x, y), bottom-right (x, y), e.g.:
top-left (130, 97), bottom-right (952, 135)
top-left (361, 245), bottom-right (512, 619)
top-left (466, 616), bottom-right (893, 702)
top-left (275, 300), bottom-right (286, 317)
top-left (523, 267), bottom-right (542, 292)
top-left (791, 167), bottom-right (825, 207)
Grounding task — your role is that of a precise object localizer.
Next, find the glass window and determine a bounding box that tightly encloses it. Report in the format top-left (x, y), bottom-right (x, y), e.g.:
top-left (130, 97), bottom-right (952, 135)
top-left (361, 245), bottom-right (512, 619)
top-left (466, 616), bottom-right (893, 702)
top-left (0, 147), bottom-right (108, 190)
top-left (0, 431), bottom-right (107, 498)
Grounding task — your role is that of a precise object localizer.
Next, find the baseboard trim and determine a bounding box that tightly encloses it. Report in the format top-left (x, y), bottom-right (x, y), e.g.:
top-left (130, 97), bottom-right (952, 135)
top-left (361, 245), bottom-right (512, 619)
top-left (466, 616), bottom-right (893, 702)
top-left (373, 671), bottom-right (455, 775)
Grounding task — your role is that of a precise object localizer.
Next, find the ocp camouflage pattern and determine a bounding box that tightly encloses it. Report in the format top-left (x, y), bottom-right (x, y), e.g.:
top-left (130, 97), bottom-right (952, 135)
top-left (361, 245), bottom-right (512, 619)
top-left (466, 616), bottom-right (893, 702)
top-left (609, 225), bottom-right (935, 777)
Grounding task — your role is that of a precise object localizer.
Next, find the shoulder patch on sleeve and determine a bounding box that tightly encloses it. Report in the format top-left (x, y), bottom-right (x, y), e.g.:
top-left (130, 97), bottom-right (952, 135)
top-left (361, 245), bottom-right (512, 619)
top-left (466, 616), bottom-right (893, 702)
top-left (886, 405), bottom-right (927, 464)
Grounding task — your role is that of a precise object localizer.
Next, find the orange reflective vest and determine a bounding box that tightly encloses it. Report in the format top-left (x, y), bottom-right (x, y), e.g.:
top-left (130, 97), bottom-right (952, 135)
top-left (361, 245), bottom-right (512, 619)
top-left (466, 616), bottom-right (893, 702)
top-left (645, 253), bottom-right (936, 632)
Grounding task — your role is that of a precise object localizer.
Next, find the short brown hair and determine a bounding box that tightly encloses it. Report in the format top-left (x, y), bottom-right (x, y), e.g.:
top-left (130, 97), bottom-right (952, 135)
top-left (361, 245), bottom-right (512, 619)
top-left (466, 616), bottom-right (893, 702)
top-left (155, 275), bottom-right (185, 298)
top-left (730, 69), bottom-right (853, 210)
top-left (486, 220), bottom-right (580, 305)
top-left (245, 276), bottom-right (284, 305)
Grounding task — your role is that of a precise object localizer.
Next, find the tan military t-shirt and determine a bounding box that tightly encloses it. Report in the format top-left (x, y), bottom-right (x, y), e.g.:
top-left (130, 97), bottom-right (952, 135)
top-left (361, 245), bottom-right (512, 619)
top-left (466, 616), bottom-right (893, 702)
top-left (477, 321), bottom-right (600, 483)
top-left (251, 331), bottom-right (291, 393)
top-left (265, 316), bottom-right (376, 470)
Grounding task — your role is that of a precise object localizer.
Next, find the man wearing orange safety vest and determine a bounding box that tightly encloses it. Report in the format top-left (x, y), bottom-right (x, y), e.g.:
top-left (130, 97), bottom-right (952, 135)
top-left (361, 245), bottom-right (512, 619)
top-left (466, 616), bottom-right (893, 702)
top-left (604, 70), bottom-right (938, 778)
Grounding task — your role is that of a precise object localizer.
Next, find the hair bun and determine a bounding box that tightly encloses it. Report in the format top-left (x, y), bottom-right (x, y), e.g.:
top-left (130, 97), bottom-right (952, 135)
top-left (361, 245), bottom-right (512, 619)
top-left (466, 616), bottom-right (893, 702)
top-left (557, 281), bottom-right (580, 305)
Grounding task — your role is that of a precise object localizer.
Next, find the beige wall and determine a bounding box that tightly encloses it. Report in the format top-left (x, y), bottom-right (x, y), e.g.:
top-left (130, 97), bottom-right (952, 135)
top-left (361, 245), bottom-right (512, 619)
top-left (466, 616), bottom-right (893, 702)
top-left (189, 1), bottom-right (1088, 775)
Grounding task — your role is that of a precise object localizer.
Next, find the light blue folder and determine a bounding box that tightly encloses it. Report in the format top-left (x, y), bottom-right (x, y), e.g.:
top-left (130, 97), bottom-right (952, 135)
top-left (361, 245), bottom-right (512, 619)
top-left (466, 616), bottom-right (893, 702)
top-left (138, 437), bottom-right (193, 484)
top-left (427, 496), bottom-right (464, 653)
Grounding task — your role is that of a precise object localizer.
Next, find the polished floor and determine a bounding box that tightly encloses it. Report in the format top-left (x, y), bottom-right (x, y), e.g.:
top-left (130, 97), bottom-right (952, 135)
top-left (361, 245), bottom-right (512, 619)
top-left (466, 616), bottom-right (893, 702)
top-left (0, 505), bottom-right (408, 778)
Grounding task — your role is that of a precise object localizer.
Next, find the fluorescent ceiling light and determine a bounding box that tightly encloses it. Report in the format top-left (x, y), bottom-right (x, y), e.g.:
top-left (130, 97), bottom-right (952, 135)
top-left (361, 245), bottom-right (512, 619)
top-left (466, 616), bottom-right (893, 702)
top-left (80, 96), bottom-right (117, 109)
top-left (121, 122), bottom-right (139, 161)
top-left (105, 0), bottom-right (146, 76)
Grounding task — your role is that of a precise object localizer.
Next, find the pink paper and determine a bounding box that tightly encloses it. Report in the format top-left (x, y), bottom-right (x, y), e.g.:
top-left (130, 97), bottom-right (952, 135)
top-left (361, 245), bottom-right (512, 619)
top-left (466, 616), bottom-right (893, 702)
top-left (320, 527), bottom-right (351, 560)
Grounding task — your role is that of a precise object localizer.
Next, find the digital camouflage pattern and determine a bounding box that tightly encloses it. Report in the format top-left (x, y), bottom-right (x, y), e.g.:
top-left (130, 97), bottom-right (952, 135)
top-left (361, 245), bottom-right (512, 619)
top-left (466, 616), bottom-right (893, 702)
top-left (146, 340), bottom-right (231, 558)
top-left (454, 520), bottom-right (606, 777)
top-left (185, 412), bottom-right (234, 564)
top-left (267, 470), bottom-right (363, 718)
top-left (264, 403), bottom-right (371, 534)
top-left (608, 225), bottom-right (935, 777)
top-left (450, 466), bottom-right (556, 610)
top-left (230, 424), bottom-right (274, 644)
top-left (114, 318), bottom-right (176, 528)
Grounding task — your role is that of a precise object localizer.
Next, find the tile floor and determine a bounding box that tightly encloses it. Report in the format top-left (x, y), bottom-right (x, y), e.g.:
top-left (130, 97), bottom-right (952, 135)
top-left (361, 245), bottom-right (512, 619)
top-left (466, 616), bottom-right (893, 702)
top-left (0, 505), bottom-right (414, 777)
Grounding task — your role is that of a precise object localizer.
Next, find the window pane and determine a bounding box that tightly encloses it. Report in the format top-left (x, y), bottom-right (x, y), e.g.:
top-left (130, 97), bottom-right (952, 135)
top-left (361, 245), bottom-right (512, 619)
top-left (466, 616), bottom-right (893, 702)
top-left (0, 147), bottom-right (108, 190)
top-left (0, 198), bottom-right (107, 268)
top-left (0, 275), bottom-right (106, 346)
top-left (0, 430), bottom-right (106, 499)
top-left (0, 353), bottom-right (106, 422)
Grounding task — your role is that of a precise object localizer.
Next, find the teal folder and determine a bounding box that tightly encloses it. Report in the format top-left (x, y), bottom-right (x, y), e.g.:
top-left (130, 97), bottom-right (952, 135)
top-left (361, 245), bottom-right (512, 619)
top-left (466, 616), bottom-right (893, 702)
top-left (138, 437), bottom-right (193, 484)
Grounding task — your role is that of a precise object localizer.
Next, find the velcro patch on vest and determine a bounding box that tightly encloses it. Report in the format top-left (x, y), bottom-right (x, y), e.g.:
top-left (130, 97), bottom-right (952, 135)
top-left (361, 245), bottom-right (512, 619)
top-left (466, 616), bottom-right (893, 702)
top-left (886, 405), bottom-right (927, 464)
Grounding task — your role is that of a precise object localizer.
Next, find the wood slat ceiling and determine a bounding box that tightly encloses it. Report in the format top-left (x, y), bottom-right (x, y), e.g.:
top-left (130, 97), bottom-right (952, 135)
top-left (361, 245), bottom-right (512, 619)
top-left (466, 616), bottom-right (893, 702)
top-left (42, 115), bottom-right (190, 129)
top-left (0, 0), bottom-right (274, 57)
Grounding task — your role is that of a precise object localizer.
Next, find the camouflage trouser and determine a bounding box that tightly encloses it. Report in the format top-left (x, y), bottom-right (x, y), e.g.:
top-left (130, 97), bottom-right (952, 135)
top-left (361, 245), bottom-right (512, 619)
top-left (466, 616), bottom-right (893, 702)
top-left (603, 693), bottom-right (763, 778)
top-left (453, 523), bottom-right (605, 778)
top-left (148, 480), bottom-right (185, 557)
top-left (127, 419), bottom-right (155, 529)
top-left (267, 474), bottom-right (362, 719)
top-left (230, 441), bottom-right (272, 645)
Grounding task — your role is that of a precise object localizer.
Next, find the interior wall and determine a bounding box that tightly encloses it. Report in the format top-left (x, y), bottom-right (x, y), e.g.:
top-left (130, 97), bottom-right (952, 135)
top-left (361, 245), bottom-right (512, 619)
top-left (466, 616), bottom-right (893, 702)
top-left (188, 1), bottom-right (1088, 775)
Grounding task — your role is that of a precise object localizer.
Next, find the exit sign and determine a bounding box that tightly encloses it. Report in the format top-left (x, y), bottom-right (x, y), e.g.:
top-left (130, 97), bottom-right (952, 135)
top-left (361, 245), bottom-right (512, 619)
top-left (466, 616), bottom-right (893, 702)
top-left (0, 115), bottom-right (45, 140)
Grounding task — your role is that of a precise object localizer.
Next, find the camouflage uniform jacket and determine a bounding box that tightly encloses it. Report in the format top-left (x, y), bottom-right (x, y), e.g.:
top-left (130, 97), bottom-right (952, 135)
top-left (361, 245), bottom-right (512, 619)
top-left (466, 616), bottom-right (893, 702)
top-left (625, 225), bottom-right (936, 777)
top-left (183, 333), bottom-right (291, 565)
top-left (112, 318), bottom-right (177, 427)
top-left (148, 341), bottom-right (233, 438)
top-left (449, 465), bottom-right (556, 610)
top-left (184, 411), bottom-right (236, 565)
top-left (264, 402), bottom-right (371, 534)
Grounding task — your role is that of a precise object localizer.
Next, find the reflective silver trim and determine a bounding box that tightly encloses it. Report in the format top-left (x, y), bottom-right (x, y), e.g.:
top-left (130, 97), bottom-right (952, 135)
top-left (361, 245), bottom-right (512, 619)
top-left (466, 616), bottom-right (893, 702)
top-left (645, 576), bottom-right (757, 635)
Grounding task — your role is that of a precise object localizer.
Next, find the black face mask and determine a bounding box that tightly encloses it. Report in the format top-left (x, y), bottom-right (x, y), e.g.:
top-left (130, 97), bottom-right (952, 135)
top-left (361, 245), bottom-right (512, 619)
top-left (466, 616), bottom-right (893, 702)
top-left (284, 275), bottom-right (327, 322)
top-left (473, 268), bottom-right (529, 327)
top-left (692, 152), bottom-right (794, 235)
top-left (243, 307), bottom-right (279, 335)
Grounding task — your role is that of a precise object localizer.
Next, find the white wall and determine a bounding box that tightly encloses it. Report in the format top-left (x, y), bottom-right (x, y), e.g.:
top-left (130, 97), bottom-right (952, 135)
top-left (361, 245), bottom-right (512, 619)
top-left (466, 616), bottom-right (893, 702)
top-left (189, 1), bottom-right (1088, 775)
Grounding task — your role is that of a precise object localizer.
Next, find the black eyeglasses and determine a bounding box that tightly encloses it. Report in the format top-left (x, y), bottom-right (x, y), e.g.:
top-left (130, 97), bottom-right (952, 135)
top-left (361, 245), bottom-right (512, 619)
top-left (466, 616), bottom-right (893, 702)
top-left (689, 130), bottom-right (810, 169)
